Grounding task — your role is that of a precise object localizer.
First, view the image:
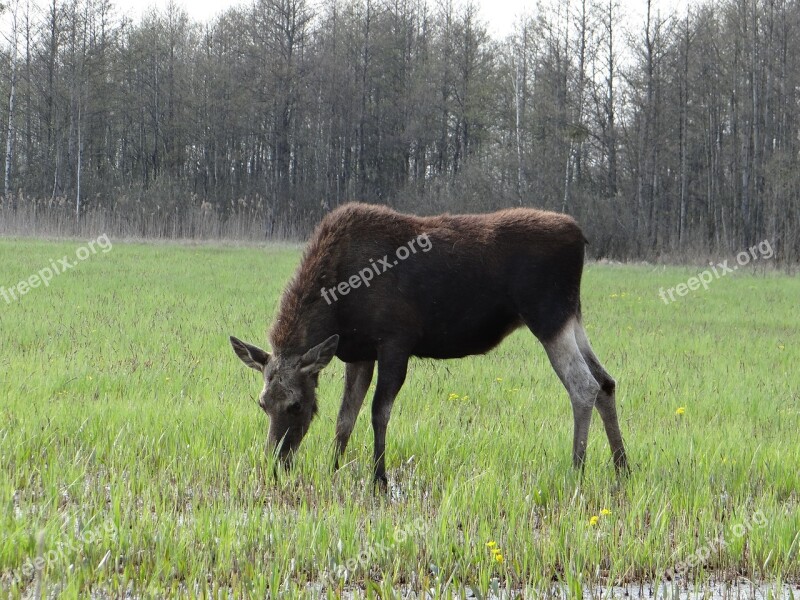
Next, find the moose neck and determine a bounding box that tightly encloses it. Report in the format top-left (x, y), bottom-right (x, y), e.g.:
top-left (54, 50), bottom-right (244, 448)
top-left (269, 271), bottom-right (337, 355)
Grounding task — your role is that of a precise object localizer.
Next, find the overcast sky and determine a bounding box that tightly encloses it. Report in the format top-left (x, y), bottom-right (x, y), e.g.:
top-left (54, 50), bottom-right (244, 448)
top-left (1, 0), bottom-right (691, 53)
top-left (117, 0), bottom-right (690, 37)
top-left (120, 0), bottom-right (531, 34)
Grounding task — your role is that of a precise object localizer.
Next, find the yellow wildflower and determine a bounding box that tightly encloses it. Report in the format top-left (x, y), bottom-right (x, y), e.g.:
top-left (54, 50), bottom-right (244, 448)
top-left (600, 508), bottom-right (612, 516)
top-left (494, 553), bottom-right (504, 563)
top-left (675, 406), bottom-right (686, 415)
top-left (448, 393), bottom-right (460, 401)
top-left (589, 515), bottom-right (599, 526)
top-left (486, 541), bottom-right (497, 548)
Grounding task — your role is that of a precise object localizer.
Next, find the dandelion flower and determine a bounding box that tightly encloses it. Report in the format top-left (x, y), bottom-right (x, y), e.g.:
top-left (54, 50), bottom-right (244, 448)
top-left (675, 406), bottom-right (686, 415)
top-left (600, 508), bottom-right (612, 516)
top-left (494, 553), bottom-right (504, 563)
top-left (448, 393), bottom-right (460, 401)
top-left (589, 516), bottom-right (599, 526)
top-left (486, 541), bottom-right (497, 548)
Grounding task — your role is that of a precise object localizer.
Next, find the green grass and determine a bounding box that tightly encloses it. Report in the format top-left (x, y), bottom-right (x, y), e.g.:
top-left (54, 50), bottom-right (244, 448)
top-left (0, 238), bottom-right (798, 598)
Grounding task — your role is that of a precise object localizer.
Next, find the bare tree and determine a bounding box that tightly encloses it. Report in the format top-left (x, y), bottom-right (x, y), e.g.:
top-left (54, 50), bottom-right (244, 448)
top-left (3, 0), bottom-right (18, 209)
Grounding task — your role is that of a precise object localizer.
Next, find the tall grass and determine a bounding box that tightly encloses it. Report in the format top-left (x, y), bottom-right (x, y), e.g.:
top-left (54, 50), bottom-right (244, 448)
top-left (2, 201), bottom-right (799, 269)
top-left (0, 201), bottom-right (306, 241)
top-left (0, 239), bottom-right (798, 598)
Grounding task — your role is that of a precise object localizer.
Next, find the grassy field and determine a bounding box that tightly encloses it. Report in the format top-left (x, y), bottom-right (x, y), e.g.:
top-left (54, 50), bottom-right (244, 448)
top-left (0, 237), bottom-right (798, 598)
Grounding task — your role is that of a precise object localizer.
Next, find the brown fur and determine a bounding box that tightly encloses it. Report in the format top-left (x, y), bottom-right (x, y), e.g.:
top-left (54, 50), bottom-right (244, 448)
top-left (270, 203), bottom-right (585, 353)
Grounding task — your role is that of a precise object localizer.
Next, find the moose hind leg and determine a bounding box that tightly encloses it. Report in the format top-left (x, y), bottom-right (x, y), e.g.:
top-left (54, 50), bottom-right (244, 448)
top-left (574, 323), bottom-right (628, 472)
top-left (333, 361), bottom-right (374, 471)
top-left (539, 318), bottom-right (601, 470)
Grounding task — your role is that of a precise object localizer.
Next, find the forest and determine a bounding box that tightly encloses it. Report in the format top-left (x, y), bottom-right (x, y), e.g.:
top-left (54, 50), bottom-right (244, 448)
top-left (1, 0), bottom-right (799, 260)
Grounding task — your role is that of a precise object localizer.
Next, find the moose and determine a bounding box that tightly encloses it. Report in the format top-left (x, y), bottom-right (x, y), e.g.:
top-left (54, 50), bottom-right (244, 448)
top-left (230, 203), bottom-right (628, 488)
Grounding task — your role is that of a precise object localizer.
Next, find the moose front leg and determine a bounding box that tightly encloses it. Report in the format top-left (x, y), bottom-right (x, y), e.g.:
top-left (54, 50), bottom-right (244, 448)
top-left (371, 350), bottom-right (409, 491)
top-left (333, 360), bottom-right (375, 471)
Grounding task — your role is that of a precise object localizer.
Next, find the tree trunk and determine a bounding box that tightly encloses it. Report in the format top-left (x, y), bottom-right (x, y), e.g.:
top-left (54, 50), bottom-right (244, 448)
top-left (4, 61), bottom-right (17, 210)
top-left (76, 103), bottom-right (82, 222)
top-left (513, 22), bottom-right (527, 202)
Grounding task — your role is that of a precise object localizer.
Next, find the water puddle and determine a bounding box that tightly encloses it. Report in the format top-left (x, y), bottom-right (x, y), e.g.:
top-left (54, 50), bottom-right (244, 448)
top-left (305, 580), bottom-right (800, 599)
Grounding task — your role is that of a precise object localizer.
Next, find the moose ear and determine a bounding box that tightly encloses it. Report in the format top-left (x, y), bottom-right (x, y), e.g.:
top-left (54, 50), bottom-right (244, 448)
top-left (300, 334), bottom-right (339, 375)
top-left (230, 336), bottom-right (271, 371)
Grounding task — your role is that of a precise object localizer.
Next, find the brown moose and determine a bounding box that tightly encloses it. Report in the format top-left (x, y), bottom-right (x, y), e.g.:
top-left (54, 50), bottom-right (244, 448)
top-left (230, 203), bottom-right (628, 488)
